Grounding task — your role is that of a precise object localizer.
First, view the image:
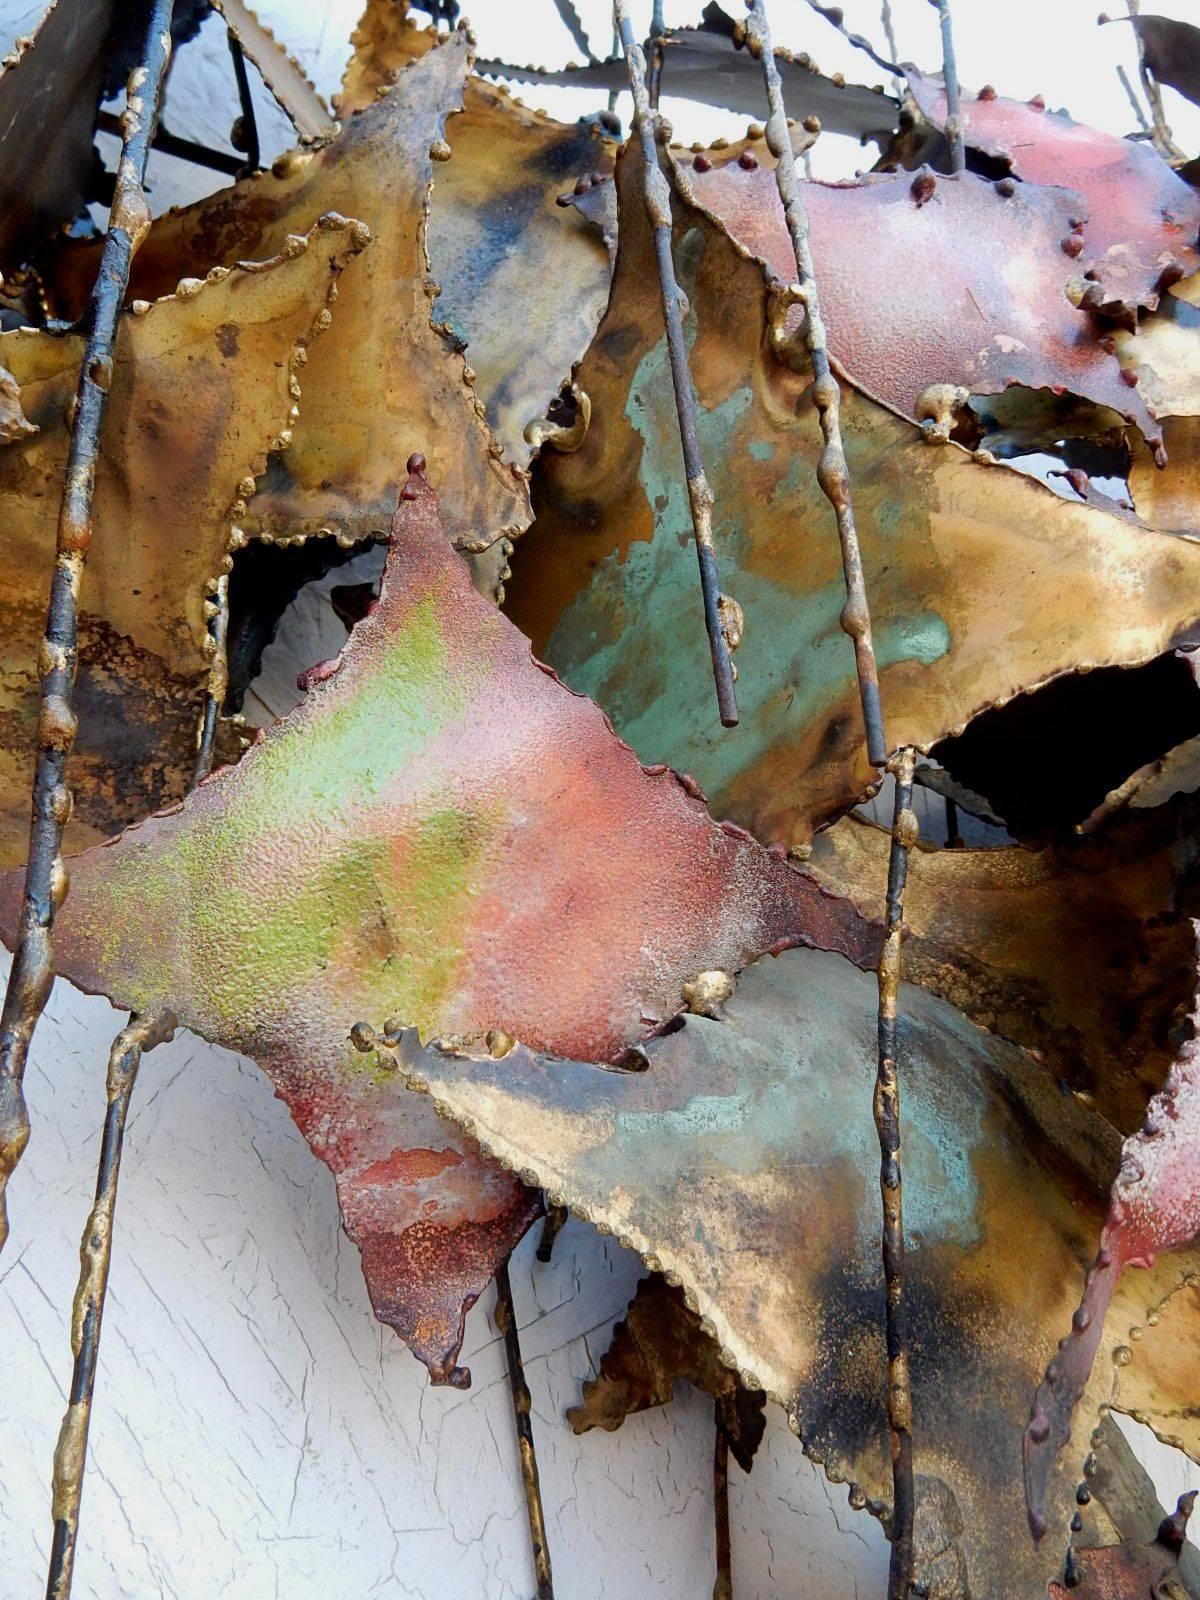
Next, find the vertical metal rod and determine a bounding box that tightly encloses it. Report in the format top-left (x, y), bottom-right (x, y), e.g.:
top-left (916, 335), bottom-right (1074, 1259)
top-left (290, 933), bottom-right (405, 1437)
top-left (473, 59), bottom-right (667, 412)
top-left (1116, 62), bottom-right (1152, 134)
top-left (44, 1011), bottom-right (178, 1600)
top-left (193, 572), bottom-right (229, 783)
top-left (535, 1201), bottom-right (568, 1263)
top-left (0, 0), bottom-right (176, 1255)
top-left (613, 0), bottom-right (740, 728)
top-left (226, 30), bottom-right (261, 175)
top-left (931, 0), bottom-right (965, 172)
top-left (744, 0), bottom-right (886, 767)
top-left (495, 1260), bottom-right (555, 1599)
top-left (647, 0), bottom-right (666, 109)
top-left (875, 746), bottom-right (918, 1600)
top-left (879, 0), bottom-right (905, 99)
top-left (1126, 0), bottom-right (1185, 162)
top-left (713, 1418), bottom-right (732, 1600)
top-left (43, 577), bottom-right (226, 1600)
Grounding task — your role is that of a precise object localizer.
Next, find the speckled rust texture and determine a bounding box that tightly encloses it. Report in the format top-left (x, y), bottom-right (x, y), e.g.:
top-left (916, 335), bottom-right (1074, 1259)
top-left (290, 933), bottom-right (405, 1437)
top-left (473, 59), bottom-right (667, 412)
top-left (676, 152), bottom-right (1159, 446)
top-left (908, 71), bottom-right (1200, 319)
top-left (2, 466), bottom-right (879, 1381)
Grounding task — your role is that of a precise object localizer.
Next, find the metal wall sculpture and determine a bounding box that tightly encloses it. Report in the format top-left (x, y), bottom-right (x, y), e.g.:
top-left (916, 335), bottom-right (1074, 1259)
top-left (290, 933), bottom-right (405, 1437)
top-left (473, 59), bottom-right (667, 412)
top-left (2, 0), bottom-right (1200, 1596)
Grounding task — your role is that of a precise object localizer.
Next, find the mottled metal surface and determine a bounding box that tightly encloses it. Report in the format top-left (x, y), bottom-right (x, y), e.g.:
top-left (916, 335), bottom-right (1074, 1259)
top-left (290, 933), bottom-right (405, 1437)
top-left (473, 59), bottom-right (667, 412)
top-left (335, 4), bottom-right (614, 469)
top-left (1048, 1491), bottom-right (1197, 1599)
top-left (3, 463), bottom-right (879, 1381)
top-left (808, 799), bottom-right (1200, 1135)
top-left (0, 218), bottom-right (362, 868)
top-left (507, 151), bottom-right (1200, 853)
top-left (47, 34), bottom-right (530, 553)
top-left (1026, 931), bottom-right (1200, 1535)
top-left (1118, 271), bottom-right (1200, 535)
top-left (906, 70), bottom-right (1200, 321)
top-left (568, 1274), bottom-right (766, 1474)
top-left (678, 150), bottom-right (1160, 448)
top-left (0, 0), bottom-right (116, 273)
top-left (391, 945), bottom-right (1200, 1595)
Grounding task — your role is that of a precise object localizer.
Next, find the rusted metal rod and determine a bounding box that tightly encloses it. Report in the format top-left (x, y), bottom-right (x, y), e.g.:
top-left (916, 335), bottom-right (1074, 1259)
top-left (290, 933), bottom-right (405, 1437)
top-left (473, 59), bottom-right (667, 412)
top-left (875, 746), bottom-right (918, 1600)
top-left (744, 0), bottom-right (886, 768)
top-left (713, 1418), bottom-right (732, 1600)
top-left (930, 0), bottom-right (965, 173)
top-left (647, 0), bottom-right (666, 110)
top-left (536, 1200), bottom-right (568, 1263)
top-left (44, 572), bottom-right (227, 1600)
top-left (45, 1012), bottom-right (178, 1600)
top-left (0, 0), bottom-right (176, 1255)
top-left (193, 573), bottom-right (230, 783)
top-left (613, 0), bottom-right (740, 728)
top-left (495, 1260), bottom-right (555, 1599)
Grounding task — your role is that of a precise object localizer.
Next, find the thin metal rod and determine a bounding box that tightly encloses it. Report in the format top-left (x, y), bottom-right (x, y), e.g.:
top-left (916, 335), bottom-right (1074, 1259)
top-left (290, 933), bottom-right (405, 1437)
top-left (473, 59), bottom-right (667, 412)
top-left (495, 1261), bottom-right (555, 1599)
top-left (44, 1011), bottom-right (177, 1600)
top-left (713, 1418), bottom-right (732, 1600)
top-left (931, 0), bottom-right (965, 172)
top-left (1116, 63), bottom-right (1153, 134)
top-left (96, 110), bottom-right (245, 177)
top-left (550, 0), bottom-right (597, 64)
top-left (745, 0), bottom-right (887, 767)
top-left (535, 1201), bottom-right (568, 1263)
top-left (0, 0), bottom-right (176, 1256)
top-left (193, 573), bottom-right (229, 784)
top-left (647, 0), bottom-right (666, 110)
top-left (226, 31), bottom-right (261, 175)
top-left (875, 746), bottom-right (918, 1600)
top-left (613, 0), bottom-right (740, 728)
top-left (1126, 0), bottom-right (1185, 163)
top-left (879, 0), bottom-right (905, 100)
top-left (43, 572), bottom-right (225, 1600)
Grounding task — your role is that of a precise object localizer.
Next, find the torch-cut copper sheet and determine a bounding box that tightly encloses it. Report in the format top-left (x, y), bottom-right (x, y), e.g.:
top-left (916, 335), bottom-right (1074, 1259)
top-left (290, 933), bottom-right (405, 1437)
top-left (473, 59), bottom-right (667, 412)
top-left (0, 215), bottom-right (365, 865)
top-left (507, 148), bottom-right (1200, 852)
top-left (676, 151), bottom-right (1158, 445)
top-left (4, 463), bottom-right (879, 1380)
top-left (907, 71), bottom-right (1200, 321)
top-left (389, 944), bottom-right (1200, 1596)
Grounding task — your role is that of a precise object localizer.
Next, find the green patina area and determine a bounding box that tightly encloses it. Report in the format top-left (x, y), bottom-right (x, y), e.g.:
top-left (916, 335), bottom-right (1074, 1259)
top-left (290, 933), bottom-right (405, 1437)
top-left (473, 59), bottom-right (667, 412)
top-left (568, 953), bottom-right (984, 1256)
top-left (79, 591), bottom-right (502, 1032)
top-left (543, 326), bottom-right (950, 796)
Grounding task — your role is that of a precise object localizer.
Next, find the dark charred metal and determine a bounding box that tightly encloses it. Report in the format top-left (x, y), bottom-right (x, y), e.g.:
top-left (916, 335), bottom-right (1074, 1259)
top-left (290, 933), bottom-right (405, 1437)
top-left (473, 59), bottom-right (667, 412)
top-left (713, 1419), bottom-right (732, 1600)
top-left (613, 0), bottom-right (741, 728)
top-left (536, 1201), bottom-right (568, 1263)
top-left (227, 30), bottom-right (261, 175)
top-left (0, 0), bottom-right (177, 1256)
top-left (495, 1261), bottom-right (555, 1600)
top-left (648, 0), bottom-right (666, 110)
top-left (875, 746), bottom-right (918, 1600)
top-left (931, 0), bottom-right (965, 172)
top-left (44, 1010), bottom-right (178, 1600)
top-left (744, 0), bottom-right (887, 768)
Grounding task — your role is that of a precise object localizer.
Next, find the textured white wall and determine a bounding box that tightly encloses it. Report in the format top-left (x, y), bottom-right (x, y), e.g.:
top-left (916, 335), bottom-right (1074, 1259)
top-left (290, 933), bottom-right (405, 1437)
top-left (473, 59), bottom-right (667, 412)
top-left (2, 3), bottom-right (1199, 1597)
